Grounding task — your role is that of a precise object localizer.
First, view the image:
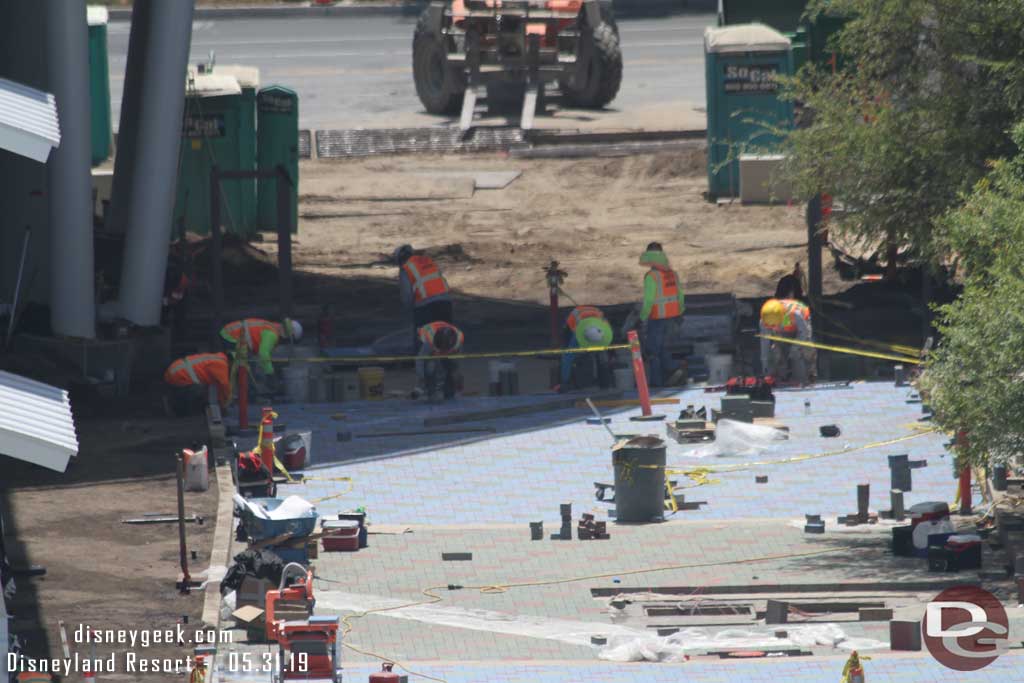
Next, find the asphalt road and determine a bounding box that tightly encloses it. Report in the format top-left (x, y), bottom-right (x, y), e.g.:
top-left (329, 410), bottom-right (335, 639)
top-left (107, 11), bottom-right (713, 130)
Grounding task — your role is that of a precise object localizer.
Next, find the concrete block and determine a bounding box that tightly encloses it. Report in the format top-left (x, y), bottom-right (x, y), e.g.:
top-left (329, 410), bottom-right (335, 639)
top-left (859, 607), bottom-right (894, 622)
top-left (765, 600), bottom-right (788, 624)
top-left (739, 154), bottom-right (792, 204)
top-left (441, 552), bottom-right (472, 561)
top-left (890, 620), bottom-right (922, 651)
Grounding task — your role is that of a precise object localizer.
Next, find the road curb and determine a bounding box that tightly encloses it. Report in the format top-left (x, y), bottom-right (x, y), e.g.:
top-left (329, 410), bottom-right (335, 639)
top-left (107, 2), bottom-right (428, 22)
top-left (200, 459), bottom-right (236, 629)
top-left (107, 0), bottom-right (706, 22)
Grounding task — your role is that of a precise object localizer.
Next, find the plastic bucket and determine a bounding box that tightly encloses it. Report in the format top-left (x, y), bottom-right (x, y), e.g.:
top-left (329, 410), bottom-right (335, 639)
top-left (612, 436), bottom-right (666, 523)
top-left (282, 364), bottom-right (310, 402)
top-left (614, 367), bottom-right (635, 390)
top-left (705, 354), bottom-right (733, 384)
top-left (358, 366), bottom-right (386, 400)
top-left (183, 446), bottom-right (209, 492)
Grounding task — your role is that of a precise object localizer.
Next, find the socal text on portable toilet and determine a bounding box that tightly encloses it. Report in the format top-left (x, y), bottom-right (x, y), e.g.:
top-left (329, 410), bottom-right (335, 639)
top-left (256, 85), bottom-right (299, 234)
top-left (704, 24), bottom-right (794, 199)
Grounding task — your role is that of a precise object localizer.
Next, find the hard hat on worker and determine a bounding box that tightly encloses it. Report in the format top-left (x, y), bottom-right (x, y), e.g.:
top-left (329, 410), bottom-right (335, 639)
top-left (760, 299), bottom-right (785, 328)
top-left (392, 244), bottom-right (414, 265)
top-left (576, 317), bottom-right (613, 349)
top-left (284, 318), bottom-right (303, 341)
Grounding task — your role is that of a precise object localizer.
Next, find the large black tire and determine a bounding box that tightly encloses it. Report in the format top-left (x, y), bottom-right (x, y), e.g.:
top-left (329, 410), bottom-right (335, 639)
top-left (562, 21), bottom-right (623, 109)
top-left (412, 10), bottom-right (466, 115)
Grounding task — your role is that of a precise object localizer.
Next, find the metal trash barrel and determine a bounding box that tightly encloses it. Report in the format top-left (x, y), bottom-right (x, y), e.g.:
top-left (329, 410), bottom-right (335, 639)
top-left (612, 435), bottom-right (666, 523)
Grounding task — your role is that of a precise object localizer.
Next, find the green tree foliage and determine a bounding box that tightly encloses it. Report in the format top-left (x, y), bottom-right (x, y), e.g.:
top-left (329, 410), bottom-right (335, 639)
top-left (782, 0), bottom-right (1024, 262)
top-left (921, 124), bottom-right (1024, 466)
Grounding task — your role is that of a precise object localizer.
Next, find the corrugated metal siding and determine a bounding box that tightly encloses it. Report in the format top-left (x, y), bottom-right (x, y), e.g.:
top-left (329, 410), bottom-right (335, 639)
top-left (0, 370), bottom-right (78, 473)
top-left (0, 77), bottom-right (61, 150)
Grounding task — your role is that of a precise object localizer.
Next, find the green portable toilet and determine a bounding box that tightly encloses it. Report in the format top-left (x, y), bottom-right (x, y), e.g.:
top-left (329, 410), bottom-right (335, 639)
top-left (704, 24), bottom-right (794, 199)
top-left (87, 5), bottom-right (112, 166)
top-left (174, 69), bottom-right (259, 236)
top-left (256, 86), bottom-right (299, 233)
top-left (214, 65), bottom-right (261, 231)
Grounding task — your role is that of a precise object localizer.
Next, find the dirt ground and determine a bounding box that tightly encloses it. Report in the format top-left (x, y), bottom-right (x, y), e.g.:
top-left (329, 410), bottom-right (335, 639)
top-left (3, 411), bottom-right (218, 683)
top-left (269, 148), bottom-right (842, 317)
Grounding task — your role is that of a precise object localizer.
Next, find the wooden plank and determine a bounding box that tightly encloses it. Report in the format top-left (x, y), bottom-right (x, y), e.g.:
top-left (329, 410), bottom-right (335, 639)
top-left (424, 391), bottom-right (622, 427)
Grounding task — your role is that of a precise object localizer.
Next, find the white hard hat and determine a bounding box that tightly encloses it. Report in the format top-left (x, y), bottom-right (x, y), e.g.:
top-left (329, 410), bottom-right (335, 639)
top-left (583, 325), bottom-right (604, 344)
top-left (287, 319), bottom-right (303, 341)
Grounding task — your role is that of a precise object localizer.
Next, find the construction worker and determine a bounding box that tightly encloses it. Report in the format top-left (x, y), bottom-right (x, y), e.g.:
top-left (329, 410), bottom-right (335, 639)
top-left (759, 298), bottom-right (816, 384)
top-left (163, 352), bottom-right (231, 417)
top-left (220, 317), bottom-right (303, 389)
top-left (394, 244), bottom-right (453, 351)
top-left (416, 321), bottom-right (463, 402)
top-left (639, 242), bottom-right (686, 386)
top-left (561, 305), bottom-right (612, 391)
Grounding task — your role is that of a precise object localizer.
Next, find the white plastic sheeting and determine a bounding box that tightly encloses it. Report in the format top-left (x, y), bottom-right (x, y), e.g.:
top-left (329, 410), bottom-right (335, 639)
top-left (598, 624), bottom-right (887, 663)
top-left (681, 419), bottom-right (789, 459)
top-left (314, 591), bottom-right (887, 658)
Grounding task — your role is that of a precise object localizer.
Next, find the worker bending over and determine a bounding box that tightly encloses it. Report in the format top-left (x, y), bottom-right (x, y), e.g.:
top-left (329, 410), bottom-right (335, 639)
top-left (639, 242), bottom-right (686, 386)
top-left (416, 321), bottom-right (463, 402)
top-left (760, 298), bottom-right (816, 384)
top-left (560, 305), bottom-right (612, 391)
top-left (220, 317), bottom-right (303, 390)
top-left (394, 244), bottom-right (453, 351)
top-left (163, 352), bottom-right (231, 417)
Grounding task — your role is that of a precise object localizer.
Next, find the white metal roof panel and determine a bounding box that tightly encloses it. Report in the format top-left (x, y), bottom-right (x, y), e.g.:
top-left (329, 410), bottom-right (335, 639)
top-left (0, 77), bottom-right (61, 163)
top-left (705, 24), bottom-right (791, 54)
top-left (0, 370), bottom-right (78, 473)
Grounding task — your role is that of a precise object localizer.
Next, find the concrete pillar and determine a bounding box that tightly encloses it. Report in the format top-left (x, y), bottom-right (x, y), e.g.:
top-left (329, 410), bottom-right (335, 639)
top-left (118, 0), bottom-right (195, 326)
top-left (104, 0), bottom-right (153, 235)
top-left (45, 0), bottom-right (95, 338)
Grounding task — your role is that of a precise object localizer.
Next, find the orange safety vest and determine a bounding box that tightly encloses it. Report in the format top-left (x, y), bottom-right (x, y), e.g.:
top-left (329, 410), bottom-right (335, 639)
top-left (566, 305), bottom-right (604, 331)
top-left (418, 322), bottom-right (464, 355)
top-left (648, 268), bottom-right (682, 320)
top-left (164, 353), bottom-right (231, 405)
top-left (765, 299), bottom-right (811, 334)
top-left (221, 318), bottom-right (282, 352)
top-left (403, 255), bottom-right (450, 305)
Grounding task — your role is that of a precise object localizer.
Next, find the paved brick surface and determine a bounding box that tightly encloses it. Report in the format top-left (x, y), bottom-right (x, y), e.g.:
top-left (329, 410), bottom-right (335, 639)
top-left (217, 382), bottom-right (1009, 683)
top-left (216, 652), bottom-right (1022, 682)
top-left (261, 382), bottom-right (951, 525)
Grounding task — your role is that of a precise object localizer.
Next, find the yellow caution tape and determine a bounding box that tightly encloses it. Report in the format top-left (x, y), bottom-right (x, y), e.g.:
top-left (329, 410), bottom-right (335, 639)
top-left (271, 343), bottom-right (631, 365)
top-left (759, 334), bottom-right (921, 365)
top-left (821, 331), bottom-right (919, 357)
top-left (667, 428), bottom-right (938, 492)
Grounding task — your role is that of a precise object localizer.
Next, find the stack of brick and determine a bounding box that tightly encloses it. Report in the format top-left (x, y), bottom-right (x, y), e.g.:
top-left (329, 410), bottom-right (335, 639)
top-left (577, 513), bottom-right (610, 540)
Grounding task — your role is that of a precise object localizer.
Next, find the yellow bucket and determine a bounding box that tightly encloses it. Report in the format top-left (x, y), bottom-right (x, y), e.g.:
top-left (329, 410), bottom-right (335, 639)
top-left (357, 366), bottom-right (386, 400)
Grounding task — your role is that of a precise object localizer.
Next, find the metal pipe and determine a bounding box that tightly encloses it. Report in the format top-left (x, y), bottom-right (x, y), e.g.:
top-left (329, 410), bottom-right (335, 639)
top-left (276, 166), bottom-right (293, 319)
top-left (176, 451), bottom-right (191, 592)
top-left (45, 0), bottom-right (96, 339)
top-left (118, 0), bottom-right (196, 326)
top-left (7, 226), bottom-right (31, 347)
top-left (104, 0), bottom-right (152, 234)
top-left (210, 166), bottom-right (224, 343)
